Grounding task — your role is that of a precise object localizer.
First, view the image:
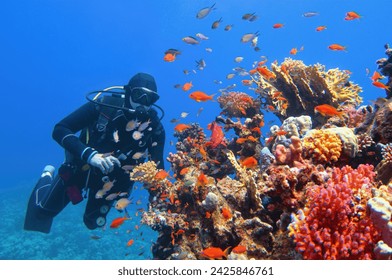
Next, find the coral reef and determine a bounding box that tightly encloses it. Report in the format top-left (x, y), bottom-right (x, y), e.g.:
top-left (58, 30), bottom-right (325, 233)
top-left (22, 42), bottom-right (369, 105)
top-left (126, 50), bottom-right (392, 260)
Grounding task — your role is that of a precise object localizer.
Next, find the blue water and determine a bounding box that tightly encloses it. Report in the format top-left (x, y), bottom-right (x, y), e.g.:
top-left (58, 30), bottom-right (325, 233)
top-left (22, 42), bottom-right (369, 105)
top-left (1, 0), bottom-right (391, 259)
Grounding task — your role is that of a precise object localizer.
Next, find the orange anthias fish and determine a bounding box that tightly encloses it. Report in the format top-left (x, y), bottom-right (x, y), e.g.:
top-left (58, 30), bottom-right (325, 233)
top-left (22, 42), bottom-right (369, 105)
top-left (221, 207), bottom-right (232, 220)
top-left (272, 23), bottom-right (284, 28)
top-left (256, 66), bottom-right (276, 80)
top-left (200, 246), bottom-right (231, 260)
top-left (197, 172), bottom-right (209, 187)
top-left (110, 217), bottom-right (130, 228)
top-left (189, 91), bottom-right (215, 102)
top-left (371, 71), bottom-right (384, 82)
top-left (314, 104), bottom-right (344, 117)
top-left (316, 25), bottom-right (327, 32)
top-left (232, 245), bottom-right (247, 254)
top-left (372, 81), bottom-right (390, 90)
top-left (126, 239), bottom-right (134, 247)
top-left (328, 44), bottom-right (347, 51)
top-left (182, 81), bottom-right (193, 91)
top-left (205, 121), bottom-right (225, 148)
top-left (154, 169), bottom-right (169, 180)
top-left (345, 11), bottom-right (361, 20)
top-left (240, 156), bottom-right (258, 168)
top-left (163, 53), bottom-right (176, 62)
top-left (174, 123), bottom-right (191, 132)
top-left (290, 48), bottom-right (298, 55)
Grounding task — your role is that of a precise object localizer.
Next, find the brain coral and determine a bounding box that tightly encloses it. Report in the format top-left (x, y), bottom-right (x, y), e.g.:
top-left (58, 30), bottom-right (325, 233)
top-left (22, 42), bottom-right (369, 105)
top-left (303, 129), bottom-right (342, 164)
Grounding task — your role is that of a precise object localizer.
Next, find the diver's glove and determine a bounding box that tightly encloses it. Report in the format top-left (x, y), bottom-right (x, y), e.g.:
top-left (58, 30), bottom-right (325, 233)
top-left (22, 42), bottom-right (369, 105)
top-left (88, 153), bottom-right (121, 174)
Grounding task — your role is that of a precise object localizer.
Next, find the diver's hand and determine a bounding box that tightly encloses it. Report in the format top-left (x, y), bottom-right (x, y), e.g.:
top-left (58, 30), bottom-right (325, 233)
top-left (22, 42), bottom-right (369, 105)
top-left (88, 154), bottom-right (121, 174)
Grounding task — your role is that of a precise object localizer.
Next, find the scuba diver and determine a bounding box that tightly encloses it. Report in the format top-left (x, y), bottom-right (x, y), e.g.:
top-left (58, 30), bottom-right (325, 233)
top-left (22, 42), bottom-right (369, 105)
top-left (24, 73), bottom-right (165, 233)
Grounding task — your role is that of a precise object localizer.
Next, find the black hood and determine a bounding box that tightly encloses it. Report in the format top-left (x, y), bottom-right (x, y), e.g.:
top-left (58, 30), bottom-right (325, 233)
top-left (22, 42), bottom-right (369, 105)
top-left (124, 73), bottom-right (158, 108)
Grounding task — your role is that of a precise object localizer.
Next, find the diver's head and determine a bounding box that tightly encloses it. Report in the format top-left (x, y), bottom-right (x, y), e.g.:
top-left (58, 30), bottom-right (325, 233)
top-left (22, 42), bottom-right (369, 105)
top-left (124, 73), bottom-right (159, 117)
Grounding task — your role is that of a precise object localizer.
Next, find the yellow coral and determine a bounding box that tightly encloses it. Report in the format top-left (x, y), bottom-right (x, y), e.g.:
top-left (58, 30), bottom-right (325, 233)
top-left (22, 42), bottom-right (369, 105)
top-left (129, 161), bottom-right (158, 185)
top-left (251, 58), bottom-right (363, 121)
top-left (303, 129), bottom-right (342, 164)
top-left (319, 66), bottom-right (363, 106)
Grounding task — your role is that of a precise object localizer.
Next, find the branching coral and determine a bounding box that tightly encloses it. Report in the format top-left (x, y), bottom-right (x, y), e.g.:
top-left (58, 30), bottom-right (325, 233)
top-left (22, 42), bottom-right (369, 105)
top-left (251, 58), bottom-right (363, 123)
top-left (217, 91), bottom-right (261, 118)
top-left (303, 129), bottom-right (342, 164)
top-left (288, 164), bottom-right (381, 260)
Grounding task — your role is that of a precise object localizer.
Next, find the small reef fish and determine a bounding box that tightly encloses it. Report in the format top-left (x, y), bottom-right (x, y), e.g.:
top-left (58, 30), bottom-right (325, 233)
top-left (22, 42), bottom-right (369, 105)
top-left (206, 121), bottom-right (225, 148)
top-left (164, 48), bottom-right (181, 56)
top-left (196, 107), bottom-right (204, 117)
top-left (200, 247), bottom-right (230, 260)
top-left (132, 151), bottom-right (147, 160)
top-left (196, 33), bottom-right (209, 40)
top-left (205, 47), bottom-right (213, 53)
top-left (110, 216), bottom-right (131, 228)
top-left (226, 73), bottom-right (236, 79)
top-left (115, 198), bottom-right (132, 211)
top-left (182, 81), bottom-right (193, 91)
top-left (221, 207), bottom-right (232, 220)
top-left (328, 44), bottom-right (347, 51)
top-left (189, 91), bottom-right (215, 102)
top-left (224, 24), bottom-right (233, 31)
top-left (105, 192), bottom-right (120, 201)
top-left (232, 245), bottom-right (247, 254)
top-left (127, 239), bottom-right (134, 247)
top-left (242, 13), bottom-right (256, 20)
top-left (180, 112), bottom-right (189, 118)
top-left (90, 235), bottom-right (102, 240)
top-left (372, 81), bottom-right (389, 90)
top-left (273, 23), bottom-right (284, 29)
top-left (195, 59), bottom-right (206, 70)
top-left (303, 12), bottom-right (319, 17)
top-left (196, 3), bottom-right (216, 19)
top-left (241, 31), bottom-right (259, 43)
top-left (154, 169), bottom-right (170, 180)
top-left (234, 56), bottom-right (244, 63)
top-left (211, 17), bottom-right (223, 29)
top-left (138, 120), bottom-right (151, 132)
top-left (126, 119), bottom-right (140, 131)
top-left (290, 48), bottom-right (298, 55)
top-left (182, 36), bottom-right (199, 45)
top-left (314, 104), bottom-right (344, 117)
top-left (257, 67), bottom-right (276, 80)
top-left (132, 131), bottom-right (143, 141)
top-left (316, 25), bottom-right (327, 32)
top-left (345, 11), bottom-right (361, 20)
top-left (240, 156), bottom-right (258, 168)
top-left (174, 123), bottom-right (191, 132)
top-left (113, 130), bottom-right (119, 143)
top-left (371, 71), bottom-right (384, 82)
top-left (163, 53), bottom-right (176, 62)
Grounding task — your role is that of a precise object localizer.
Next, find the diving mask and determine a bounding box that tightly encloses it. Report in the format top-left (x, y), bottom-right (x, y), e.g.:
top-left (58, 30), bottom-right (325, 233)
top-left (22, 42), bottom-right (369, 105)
top-left (129, 87), bottom-right (159, 106)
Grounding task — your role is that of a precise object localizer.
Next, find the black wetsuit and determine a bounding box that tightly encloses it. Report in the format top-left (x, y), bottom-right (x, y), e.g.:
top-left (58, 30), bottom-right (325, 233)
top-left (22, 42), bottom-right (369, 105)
top-left (25, 99), bottom-right (165, 232)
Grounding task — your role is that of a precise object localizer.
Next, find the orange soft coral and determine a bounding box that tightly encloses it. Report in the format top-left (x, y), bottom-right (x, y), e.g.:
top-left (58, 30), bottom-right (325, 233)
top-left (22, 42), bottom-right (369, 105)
top-left (288, 164), bottom-right (381, 260)
top-left (302, 129), bottom-right (342, 164)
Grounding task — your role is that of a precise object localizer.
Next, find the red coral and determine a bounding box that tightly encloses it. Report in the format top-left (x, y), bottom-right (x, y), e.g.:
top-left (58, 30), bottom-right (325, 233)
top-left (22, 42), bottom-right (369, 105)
top-left (289, 164), bottom-right (381, 259)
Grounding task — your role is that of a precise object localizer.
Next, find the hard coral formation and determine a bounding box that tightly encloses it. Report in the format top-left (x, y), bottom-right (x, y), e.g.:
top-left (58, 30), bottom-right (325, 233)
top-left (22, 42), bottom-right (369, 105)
top-left (303, 129), bottom-right (342, 164)
top-left (217, 91), bottom-right (261, 118)
top-left (251, 58), bottom-right (362, 123)
top-left (288, 165), bottom-right (381, 260)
